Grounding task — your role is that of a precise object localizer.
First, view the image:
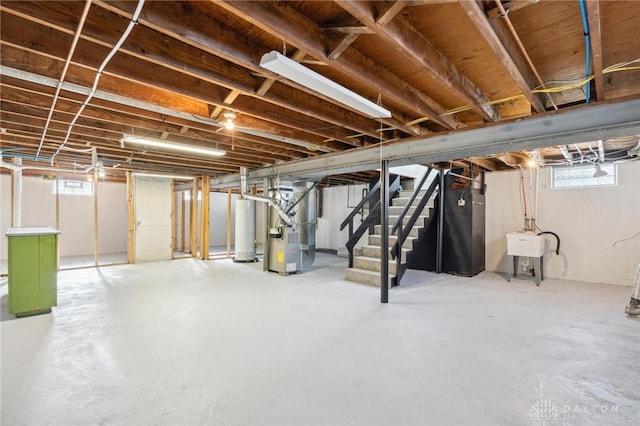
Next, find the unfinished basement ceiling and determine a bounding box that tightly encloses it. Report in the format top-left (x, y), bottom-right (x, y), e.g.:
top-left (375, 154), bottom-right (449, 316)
top-left (1, 0), bottom-right (639, 184)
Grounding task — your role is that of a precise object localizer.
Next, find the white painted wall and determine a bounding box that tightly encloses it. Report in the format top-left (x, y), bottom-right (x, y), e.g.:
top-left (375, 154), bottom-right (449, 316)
top-left (177, 191), bottom-right (264, 252)
top-left (97, 181), bottom-right (127, 254)
top-left (0, 175), bottom-right (127, 259)
top-left (316, 184), bottom-right (368, 251)
top-left (0, 174), bottom-right (11, 261)
top-left (485, 161), bottom-right (640, 286)
top-left (209, 192), bottom-right (239, 246)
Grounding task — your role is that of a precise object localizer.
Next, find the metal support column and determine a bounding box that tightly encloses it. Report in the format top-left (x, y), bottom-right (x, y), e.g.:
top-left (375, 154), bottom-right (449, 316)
top-left (436, 168), bottom-right (445, 273)
top-left (380, 160), bottom-right (389, 303)
top-left (262, 178), bottom-right (270, 272)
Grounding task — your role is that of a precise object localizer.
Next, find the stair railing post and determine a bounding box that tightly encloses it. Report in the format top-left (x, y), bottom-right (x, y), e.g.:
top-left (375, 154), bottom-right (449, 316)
top-left (348, 220), bottom-right (353, 268)
top-left (396, 219), bottom-right (402, 287)
top-left (436, 169), bottom-right (445, 273)
top-left (380, 159), bottom-right (389, 303)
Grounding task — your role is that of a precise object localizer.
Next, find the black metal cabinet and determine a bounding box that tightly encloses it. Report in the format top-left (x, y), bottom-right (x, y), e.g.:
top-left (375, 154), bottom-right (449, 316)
top-left (442, 188), bottom-right (485, 276)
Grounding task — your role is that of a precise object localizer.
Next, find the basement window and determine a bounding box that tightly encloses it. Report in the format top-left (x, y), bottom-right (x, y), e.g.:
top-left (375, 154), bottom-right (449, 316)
top-left (551, 163), bottom-right (616, 189)
top-left (52, 179), bottom-right (94, 196)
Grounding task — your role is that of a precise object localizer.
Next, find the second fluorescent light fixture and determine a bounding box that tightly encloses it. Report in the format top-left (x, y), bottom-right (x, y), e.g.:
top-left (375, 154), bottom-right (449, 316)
top-left (122, 135), bottom-right (225, 157)
top-left (260, 50), bottom-right (391, 119)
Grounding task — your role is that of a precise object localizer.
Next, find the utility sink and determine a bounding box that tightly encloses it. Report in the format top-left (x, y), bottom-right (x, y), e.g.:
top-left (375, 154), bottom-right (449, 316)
top-left (506, 232), bottom-right (544, 257)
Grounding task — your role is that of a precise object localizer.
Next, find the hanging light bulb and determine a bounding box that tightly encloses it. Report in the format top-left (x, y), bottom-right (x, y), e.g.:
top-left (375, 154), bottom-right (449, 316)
top-left (223, 111), bottom-right (236, 130)
top-left (593, 163), bottom-right (608, 178)
top-left (526, 149), bottom-right (541, 168)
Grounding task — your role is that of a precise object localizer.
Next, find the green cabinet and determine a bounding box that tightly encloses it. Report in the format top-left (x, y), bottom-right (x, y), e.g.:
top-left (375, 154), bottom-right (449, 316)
top-left (6, 227), bottom-right (61, 317)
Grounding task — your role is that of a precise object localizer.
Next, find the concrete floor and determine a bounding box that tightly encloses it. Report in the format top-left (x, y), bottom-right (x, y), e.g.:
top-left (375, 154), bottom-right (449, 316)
top-left (1, 253), bottom-right (638, 425)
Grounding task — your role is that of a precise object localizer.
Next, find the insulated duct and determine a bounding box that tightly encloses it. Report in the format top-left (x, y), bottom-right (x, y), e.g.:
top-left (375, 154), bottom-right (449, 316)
top-left (240, 167), bottom-right (294, 227)
top-left (293, 181), bottom-right (317, 268)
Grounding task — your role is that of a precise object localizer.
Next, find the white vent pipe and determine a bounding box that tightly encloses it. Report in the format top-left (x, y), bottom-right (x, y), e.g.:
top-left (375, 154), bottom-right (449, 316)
top-left (240, 167), bottom-right (294, 226)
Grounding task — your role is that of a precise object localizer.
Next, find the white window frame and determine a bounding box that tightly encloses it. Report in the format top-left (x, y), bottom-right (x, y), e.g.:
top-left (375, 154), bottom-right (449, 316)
top-left (52, 179), bottom-right (94, 196)
top-left (551, 163), bottom-right (617, 189)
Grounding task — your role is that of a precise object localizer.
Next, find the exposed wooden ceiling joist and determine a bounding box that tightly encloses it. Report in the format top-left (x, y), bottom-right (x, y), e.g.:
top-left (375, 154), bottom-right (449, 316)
top-left (459, 0), bottom-right (545, 113)
top-left (0, 0), bottom-right (637, 183)
top-left (337, 0), bottom-right (500, 122)
top-left (214, 0), bottom-right (461, 131)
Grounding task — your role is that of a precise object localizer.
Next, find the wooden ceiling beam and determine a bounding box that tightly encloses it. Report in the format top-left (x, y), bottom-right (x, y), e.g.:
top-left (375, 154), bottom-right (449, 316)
top-left (214, 0), bottom-right (461, 131)
top-left (376, 1), bottom-right (408, 26)
top-left (585, 0), bottom-right (605, 101)
top-left (0, 117), bottom-right (271, 168)
top-left (466, 156), bottom-right (498, 171)
top-left (328, 34), bottom-right (360, 61)
top-left (326, 1), bottom-right (408, 62)
top-left (0, 110), bottom-right (285, 166)
top-left (325, 26), bottom-right (375, 35)
top-left (459, 0), bottom-right (546, 113)
top-left (0, 40), bottom-right (345, 152)
top-left (90, 1), bottom-right (388, 138)
top-left (0, 92), bottom-right (307, 162)
top-left (0, 76), bottom-right (318, 158)
top-left (486, 1), bottom-right (537, 19)
top-left (0, 135), bottom-right (241, 173)
top-left (1, 3), bottom-right (380, 143)
top-left (337, 0), bottom-right (499, 122)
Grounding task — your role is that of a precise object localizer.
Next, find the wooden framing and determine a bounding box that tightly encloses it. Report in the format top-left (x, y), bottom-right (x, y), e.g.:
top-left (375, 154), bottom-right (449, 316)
top-left (586, 0), bottom-right (605, 101)
top-left (10, 168), bottom-right (15, 226)
top-left (226, 188), bottom-right (232, 258)
top-left (1, 0), bottom-right (639, 179)
top-left (171, 180), bottom-right (176, 259)
top-left (55, 176), bottom-right (60, 266)
top-left (189, 178), bottom-right (198, 257)
top-left (126, 171), bottom-right (135, 264)
top-left (459, 0), bottom-right (546, 113)
top-left (200, 175), bottom-right (210, 259)
top-left (180, 191), bottom-right (186, 252)
top-left (93, 172), bottom-right (99, 266)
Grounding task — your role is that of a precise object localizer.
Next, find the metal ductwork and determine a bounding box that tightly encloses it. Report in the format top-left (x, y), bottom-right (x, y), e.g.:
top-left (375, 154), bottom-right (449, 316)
top-left (292, 181), bottom-right (317, 268)
top-left (240, 166), bottom-right (294, 227)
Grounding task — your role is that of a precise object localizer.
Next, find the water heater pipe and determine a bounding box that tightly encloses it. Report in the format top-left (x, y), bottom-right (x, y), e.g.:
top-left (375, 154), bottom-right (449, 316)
top-left (240, 167), bottom-right (295, 226)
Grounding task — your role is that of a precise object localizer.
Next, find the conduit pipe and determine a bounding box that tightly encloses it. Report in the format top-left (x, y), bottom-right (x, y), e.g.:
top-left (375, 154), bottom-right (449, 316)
top-left (240, 167), bottom-right (295, 226)
top-left (12, 158), bottom-right (22, 226)
top-left (578, 0), bottom-right (592, 103)
top-left (1, 148), bottom-right (99, 175)
top-left (36, 0), bottom-right (93, 159)
top-left (494, 0), bottom-right (558, 110)
top-left (51, 0), bottom-right (146, 163)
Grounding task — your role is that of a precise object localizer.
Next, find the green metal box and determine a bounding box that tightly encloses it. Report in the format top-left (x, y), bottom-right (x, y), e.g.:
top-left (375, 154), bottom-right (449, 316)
top-left (6, 227), bottom-right (61, 317)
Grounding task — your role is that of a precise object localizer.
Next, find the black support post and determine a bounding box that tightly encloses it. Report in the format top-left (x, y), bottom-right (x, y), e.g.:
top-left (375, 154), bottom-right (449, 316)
top-left (380, 160), bottom-right (389, 303)
top-left (436, 169), bottom-right (445, 274)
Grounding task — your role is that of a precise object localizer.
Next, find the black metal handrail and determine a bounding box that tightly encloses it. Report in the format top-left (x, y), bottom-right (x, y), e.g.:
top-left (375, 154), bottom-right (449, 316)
top-left (391, 167), bottom-right (434, 235)
top-left (339, 180), bottom-right (380, 232)
top-left (340, 176), bottom-right (400, 268)
top-left (391, 175), bottom-right (439, 260)
top-left (346, 200), bottom-right (381, 253)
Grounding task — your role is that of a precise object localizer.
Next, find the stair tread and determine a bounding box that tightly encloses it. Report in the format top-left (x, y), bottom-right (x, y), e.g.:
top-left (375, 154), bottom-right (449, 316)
top-left (362, 244), bottom-right (410, 250)
top-left (369, 235), bottom-right (417, 240)
top-left (346, 267), bottom-right (396, 278)
top-left (354, 255), bottom-right (406, 263)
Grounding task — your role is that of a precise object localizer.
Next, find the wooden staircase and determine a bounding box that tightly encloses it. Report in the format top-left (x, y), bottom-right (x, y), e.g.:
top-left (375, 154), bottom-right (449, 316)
top-left (345, 190), bottom-right (434, 287)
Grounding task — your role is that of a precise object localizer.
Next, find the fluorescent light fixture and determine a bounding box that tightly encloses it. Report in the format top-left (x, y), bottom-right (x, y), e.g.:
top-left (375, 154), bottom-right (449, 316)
top-left (122, 134), bottom-right (225, 157)
top-left (132, 172), bottom-right (195, 180)
top-left (260, 50), bottom-right (392, 119)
